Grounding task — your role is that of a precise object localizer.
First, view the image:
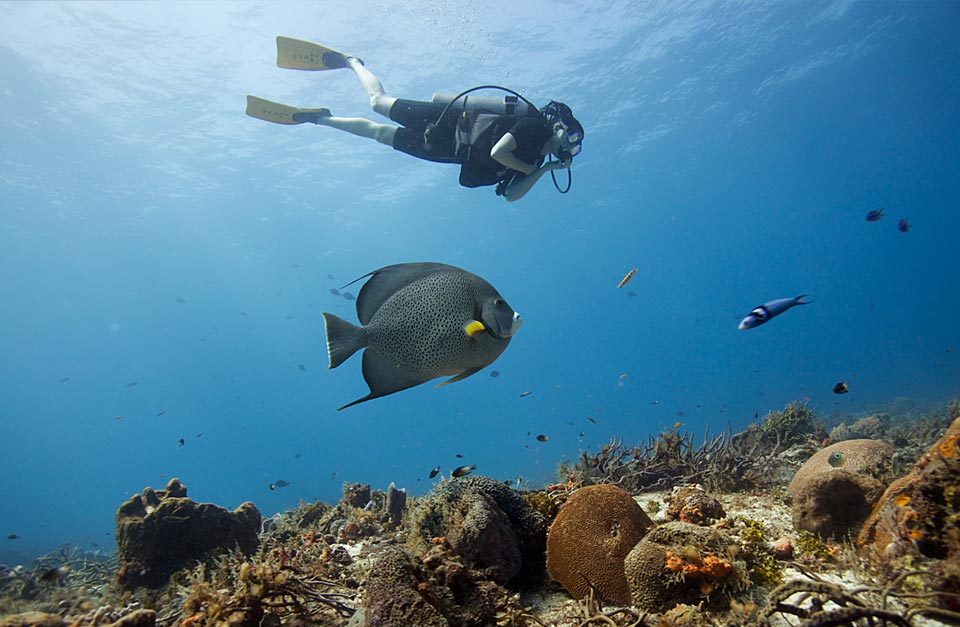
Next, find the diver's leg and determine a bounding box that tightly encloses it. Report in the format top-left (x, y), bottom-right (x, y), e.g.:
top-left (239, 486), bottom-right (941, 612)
top-left (346, 57), bottom-right (397, 118)
top-left (308, 114), bottom-right (398, 146)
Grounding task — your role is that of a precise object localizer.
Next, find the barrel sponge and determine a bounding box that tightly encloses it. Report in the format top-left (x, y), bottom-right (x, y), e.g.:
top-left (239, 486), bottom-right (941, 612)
top-left (546, 484), bottom-right (654, 603)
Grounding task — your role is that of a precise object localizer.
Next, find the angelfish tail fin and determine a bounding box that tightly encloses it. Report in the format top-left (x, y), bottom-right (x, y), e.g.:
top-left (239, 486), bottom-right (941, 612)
top-left (795, 294), bottom-right (811, 305)
top-left (321, 313), bottom-right (364, 369)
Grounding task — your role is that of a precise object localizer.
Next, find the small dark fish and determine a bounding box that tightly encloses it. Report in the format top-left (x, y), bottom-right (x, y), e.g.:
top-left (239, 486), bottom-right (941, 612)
top-left (455, 453), bottom-right (464, 458)
top-left (327, 274), bottom-right (335, 280)
top-left (329, 288), bottom-right (341, 296)
top-left (176, 298), bottom-right (187, 303)
top-left (286, 315), bottom-right (294, 320)
top-left (676, 410), bottom-right (685, 417)
top-left (178, 438), bottom-right (185, 446)
top-left (7, 534), bottom-right (18, 540)
top-left (330, 472), bottom-right (337, 479)
top-left (114, 415), bottom-right (124, 420)
top-left (274, 479), bottom-right (290, 488)
top-left (126, 381), bottom-right (138, 388)
top-left (897, 218), bottom-right (910, 233)
top-left (578, 431), bottom-right (585, 437)
top-left (294, 452), bottom-right (302, 459)
top-left (293, 264), bottom-right (301, 268)
top-left (59, 377), bottom-right (70, 383)
top-left (156, 411), bottom-right (166, 416)
top-left (536, 434), bottom-right (549, 442)
top-left (429, 466), bottom-right (440, 479)
top-left (269, 483), bottom-right (276, 491)
top-left (342, 292), bottom-right (356, 301)
top-left (587, 417), bottom-right (596, 424)
top-left (617, 268), bottom-right (638, 289)
top-left (626, 290), bottom-right (637, 297)
top-left (240, 311), bottom-right (248, 316)
top-left (865, 208), bottom-right (885, 222)
top-left (196, 432), bottom-right (203, 438)
top-left (738, 295), bottom-right (809, 330)
top-left (452, 464), bottom-right (476, 477)
top-left (833, 381), bottom-right (850, 394)
top-left (519, 391), bottom-right (532, 398)
top-left (828, 452), bottom-right (847, 468)
top-left (489, 370), bottom-right (501, 378)
top-left (298, 364), bottom-right (306, 372)
top-left (40, 565), bottom-right (70, 582)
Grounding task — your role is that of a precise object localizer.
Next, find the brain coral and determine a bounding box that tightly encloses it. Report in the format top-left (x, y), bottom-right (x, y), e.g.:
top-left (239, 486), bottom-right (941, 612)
top-left (787, 439), bottom-right (893, 539)
top-left (787, 439), bottom-right (893, 500)
top-left (546, 484), bottom-right (654, 604)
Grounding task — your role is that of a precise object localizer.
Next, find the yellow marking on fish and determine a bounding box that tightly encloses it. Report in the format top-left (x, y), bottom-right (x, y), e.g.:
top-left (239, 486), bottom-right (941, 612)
top-left (464, 320), bottom-right (485, 338)
top-left (894, 494), bottom-right (911, 507)
top-left (617, 268), bottom-right (638, 289)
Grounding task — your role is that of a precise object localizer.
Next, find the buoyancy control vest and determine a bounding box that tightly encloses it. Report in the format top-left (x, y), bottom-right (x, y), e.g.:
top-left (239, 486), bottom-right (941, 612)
top-left (454, 110), bottom-right (523, 188)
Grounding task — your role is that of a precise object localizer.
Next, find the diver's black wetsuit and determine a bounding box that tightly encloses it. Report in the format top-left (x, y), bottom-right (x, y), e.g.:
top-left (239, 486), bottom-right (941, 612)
top-left (387, 98), bottom-right (553, 188)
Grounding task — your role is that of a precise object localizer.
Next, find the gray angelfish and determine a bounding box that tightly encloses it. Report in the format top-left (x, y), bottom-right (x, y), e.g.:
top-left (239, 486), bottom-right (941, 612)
top-left (738, 295), bottom-right (809, 330)
top-left (321, 262), bottom-right (523, 410)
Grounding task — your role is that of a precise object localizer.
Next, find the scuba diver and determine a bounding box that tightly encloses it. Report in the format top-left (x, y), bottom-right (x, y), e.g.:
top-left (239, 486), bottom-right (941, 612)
top-left (246, 37), bottom-right (584, 202)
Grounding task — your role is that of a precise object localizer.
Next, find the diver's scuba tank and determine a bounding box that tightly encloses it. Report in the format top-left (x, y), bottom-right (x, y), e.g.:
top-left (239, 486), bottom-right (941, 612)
top-left (431, 92), bottom-right (532, 117)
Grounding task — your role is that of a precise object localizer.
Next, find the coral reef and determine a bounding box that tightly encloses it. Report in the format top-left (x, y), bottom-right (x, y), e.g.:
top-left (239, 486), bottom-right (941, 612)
top-left (623, 521), bottom-right (747, 612)
top-left (546, 484), bottom-right (653, 604)
top-left (787, 439), bottom-right (893, 539)
top-left (664, 484), bottom-right (726, 525)
top-left (352, 545), bottom-right (447, 627)
top-left (565, 400), bottom-right (826, 494)
top-left (407, 475), bottom-right (547, 588)
top-left (0, 610), bottom-right (156, 627)
top-left (859, 415), bottom-right (960, 604)
top-left (829, 412), bottom-right (891, 442)
top-left (115, 479), bottom-right (261, 590)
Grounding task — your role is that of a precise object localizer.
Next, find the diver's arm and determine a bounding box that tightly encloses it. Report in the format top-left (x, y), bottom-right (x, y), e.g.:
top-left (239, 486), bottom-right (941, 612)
top-left (502, 161), bottom-right (568, 202)
top-left (490, 133), bottom-right (537, 175)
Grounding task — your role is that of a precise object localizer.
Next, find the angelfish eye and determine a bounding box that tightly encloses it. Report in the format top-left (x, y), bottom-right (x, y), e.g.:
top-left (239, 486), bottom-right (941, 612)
top-left (494, 298), bottom-right (504, 305)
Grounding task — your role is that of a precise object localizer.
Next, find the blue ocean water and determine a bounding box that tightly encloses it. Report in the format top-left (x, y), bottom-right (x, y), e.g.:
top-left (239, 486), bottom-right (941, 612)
top-left (1, 1), bottom-right (958, 565)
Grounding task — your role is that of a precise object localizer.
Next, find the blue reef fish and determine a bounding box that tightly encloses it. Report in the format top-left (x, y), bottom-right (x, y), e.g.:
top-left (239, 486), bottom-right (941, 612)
top-left (322, 262), bottom-right (522, 410)
top-left (865, 208), bottom-right (885, 222)
top-left (738, 295), bottom-right (809, 330)
top-left (897, 218), bottom-right (910, 233)
top-left (274, 479), bottom-right (290, 488)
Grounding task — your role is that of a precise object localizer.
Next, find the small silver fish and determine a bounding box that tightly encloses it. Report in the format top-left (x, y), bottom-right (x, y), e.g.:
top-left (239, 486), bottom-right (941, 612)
top-left (617, 268), bottom-right (638, 289)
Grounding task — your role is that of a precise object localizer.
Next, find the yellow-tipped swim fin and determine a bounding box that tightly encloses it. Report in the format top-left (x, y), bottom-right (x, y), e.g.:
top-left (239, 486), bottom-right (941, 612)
top-left (464, 320), bottom-right (486, 338)
top-left (276, 36), bottom-right (352, 71)
top-left (245, 95), bottom-right (329, 125)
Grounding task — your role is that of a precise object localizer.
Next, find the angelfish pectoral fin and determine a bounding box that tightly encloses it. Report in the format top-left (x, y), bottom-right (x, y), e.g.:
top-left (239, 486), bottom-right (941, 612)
top-left (434, 367), bottom-right (483, 388)
top-left (464, 320), bottom-right (486, 338)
